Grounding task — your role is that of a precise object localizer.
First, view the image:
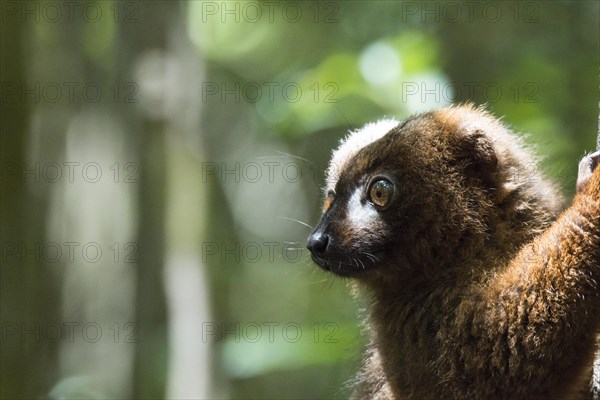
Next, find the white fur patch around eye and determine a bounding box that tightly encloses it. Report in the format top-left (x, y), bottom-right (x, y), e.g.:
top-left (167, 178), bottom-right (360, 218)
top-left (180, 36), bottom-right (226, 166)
top-left (326, 119), bottom-right (400, 193)
top-left (347, 187), bottom-right (379, 231)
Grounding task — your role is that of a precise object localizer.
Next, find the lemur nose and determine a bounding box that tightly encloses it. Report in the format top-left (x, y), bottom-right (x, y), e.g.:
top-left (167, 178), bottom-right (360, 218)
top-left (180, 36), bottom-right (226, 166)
top-left (307, 232), bottom-right (330, 256)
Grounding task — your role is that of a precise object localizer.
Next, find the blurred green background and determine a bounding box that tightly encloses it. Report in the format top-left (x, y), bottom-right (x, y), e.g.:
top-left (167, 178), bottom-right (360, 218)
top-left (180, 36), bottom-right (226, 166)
top-left (1, 1), bottom-right (599, 399)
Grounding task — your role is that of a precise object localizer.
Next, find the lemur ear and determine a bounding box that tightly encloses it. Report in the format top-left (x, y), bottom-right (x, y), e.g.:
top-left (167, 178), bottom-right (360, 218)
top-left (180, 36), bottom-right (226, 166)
top-left (453, 130), bottom-right (499, 187)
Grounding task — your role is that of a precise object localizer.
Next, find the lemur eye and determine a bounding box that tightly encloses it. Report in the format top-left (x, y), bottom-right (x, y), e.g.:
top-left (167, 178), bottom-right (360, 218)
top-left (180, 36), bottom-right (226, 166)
top-left (369, 179), bottom-right (394, 208)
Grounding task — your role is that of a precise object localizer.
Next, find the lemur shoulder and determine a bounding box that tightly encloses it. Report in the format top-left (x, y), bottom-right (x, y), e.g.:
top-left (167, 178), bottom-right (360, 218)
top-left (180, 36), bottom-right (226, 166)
top-left (307, 104), bottom-right (600, 400)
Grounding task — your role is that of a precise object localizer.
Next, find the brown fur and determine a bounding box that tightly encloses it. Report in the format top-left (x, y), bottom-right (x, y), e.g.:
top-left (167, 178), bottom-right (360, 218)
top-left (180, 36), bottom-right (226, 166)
top-left (308, 105), bottom-right (600, 399)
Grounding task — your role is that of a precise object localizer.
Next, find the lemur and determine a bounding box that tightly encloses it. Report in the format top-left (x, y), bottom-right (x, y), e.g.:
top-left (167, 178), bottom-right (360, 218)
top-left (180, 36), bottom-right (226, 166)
top-left (307, 104), bottom-right (600, 400)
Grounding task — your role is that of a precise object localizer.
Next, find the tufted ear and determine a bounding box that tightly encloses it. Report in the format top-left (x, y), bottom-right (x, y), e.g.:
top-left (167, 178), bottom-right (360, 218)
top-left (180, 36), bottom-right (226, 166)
top-left (452, 129), bottom-right (499, 188)
top-left (433, 105), bottom-right (502, 189)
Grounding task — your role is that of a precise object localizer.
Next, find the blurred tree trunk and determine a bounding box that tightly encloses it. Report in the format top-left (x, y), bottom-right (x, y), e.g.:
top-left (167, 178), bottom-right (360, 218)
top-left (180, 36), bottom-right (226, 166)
top-left (0, 3), bottom-right (61, 398)
top-left (133, 121), bottom-right (168, 398)
top-left (113, 3), bottom-right (179, 398)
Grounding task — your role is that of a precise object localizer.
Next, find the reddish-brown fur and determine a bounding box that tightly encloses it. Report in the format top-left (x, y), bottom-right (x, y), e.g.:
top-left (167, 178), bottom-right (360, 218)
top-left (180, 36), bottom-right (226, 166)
top-left (309, 105), bottom-right (600, 399)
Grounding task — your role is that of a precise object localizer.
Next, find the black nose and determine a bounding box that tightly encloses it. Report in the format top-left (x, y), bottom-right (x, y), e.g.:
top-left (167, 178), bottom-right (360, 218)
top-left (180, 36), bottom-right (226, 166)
top-left (307, 232), bottom-right (330, 256)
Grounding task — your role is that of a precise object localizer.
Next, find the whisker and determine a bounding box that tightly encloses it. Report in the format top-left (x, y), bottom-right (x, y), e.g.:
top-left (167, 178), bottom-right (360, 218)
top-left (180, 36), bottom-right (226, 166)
top-left (275, 151), bottom-right (315, 165)
top-left (327, 277), bottom-right (336, 290)
top-left (284, 246), bottom-right (304, 251)
top-left (334, 105), bottom-right (352, 130)
top-left (255, 151), bottom-right (316, 166)
top-left (277, 216), bottom-right (314, 230)
top-left (360, 251), bottom-right (380, 264)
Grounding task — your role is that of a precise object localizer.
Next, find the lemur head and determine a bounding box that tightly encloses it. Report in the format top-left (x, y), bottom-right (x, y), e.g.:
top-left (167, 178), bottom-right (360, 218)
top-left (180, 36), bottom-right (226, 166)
top-left (307, 104), bottom-right (561, 283)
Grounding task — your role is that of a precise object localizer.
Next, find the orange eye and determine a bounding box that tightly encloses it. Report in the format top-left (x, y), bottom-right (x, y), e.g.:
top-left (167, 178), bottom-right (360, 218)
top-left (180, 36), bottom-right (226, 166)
top-left (369, 179), bottom-right (394, 208)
